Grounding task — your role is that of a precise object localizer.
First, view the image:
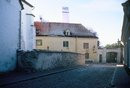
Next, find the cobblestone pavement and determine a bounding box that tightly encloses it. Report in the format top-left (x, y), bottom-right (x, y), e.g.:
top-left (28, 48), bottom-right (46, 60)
top-left (1, 64), bottom-right (116, 88)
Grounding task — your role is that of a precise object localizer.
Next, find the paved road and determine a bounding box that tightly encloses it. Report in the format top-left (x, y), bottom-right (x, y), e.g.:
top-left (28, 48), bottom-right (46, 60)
top-left (2, 64), bottom-right (116, 88)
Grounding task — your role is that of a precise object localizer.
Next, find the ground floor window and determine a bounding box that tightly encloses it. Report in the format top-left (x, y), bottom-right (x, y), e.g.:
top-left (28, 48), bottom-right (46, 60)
top-left (36, 39), bottom-right (42, 46)
top-left (63, 41), bottom-right (69, 47)
top-left (99, 54), bottom-right (102, 63)
top-left (85, 53), bottom-right (89, 59)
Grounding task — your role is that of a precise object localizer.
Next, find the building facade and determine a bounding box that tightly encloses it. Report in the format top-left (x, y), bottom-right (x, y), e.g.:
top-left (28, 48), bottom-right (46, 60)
top-left (0, 0), bottom-right (35, 73)
top-left (20, 0), bottom-right (36, 51)
top-left (121, 0), bottom-right (130, 68)
top-left (98, 48), bottom-right (122, 63)
top-left (35, 22), bottom-right (99, 62)
top-left (0, 0), bottom-right (22, 72)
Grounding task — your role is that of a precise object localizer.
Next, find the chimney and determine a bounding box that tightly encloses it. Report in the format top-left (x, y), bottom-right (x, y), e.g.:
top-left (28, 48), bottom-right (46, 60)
top-left (62, 7), bottom-right (69, 23)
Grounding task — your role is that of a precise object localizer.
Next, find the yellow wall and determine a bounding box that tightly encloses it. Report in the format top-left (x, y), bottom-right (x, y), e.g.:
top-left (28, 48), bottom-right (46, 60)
top-left (36, 36), bottom-right (98, 62)
top-left (76, 38), bottom-right (98, 62)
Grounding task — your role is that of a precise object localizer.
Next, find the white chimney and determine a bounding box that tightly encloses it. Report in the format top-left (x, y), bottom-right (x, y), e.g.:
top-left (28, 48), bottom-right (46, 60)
top-left (62, 7), bottom-right (69, 23)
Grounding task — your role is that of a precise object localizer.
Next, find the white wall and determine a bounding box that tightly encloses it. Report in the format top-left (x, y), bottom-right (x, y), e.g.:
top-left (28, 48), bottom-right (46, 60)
top-left (21, 1), bottom-right (35, 51)
top-left (0, 0), bottom-right (21, 72)
top-left (98, 48), bottom-right (121, 63)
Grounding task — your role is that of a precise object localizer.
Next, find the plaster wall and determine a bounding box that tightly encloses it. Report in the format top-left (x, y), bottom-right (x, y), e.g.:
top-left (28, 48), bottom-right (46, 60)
top-left (0, 0), bottom-right (21, 72)
top-left (36, 36), bottom-right (98, 62)
top-left (21, 2), bottom-right (35, 51)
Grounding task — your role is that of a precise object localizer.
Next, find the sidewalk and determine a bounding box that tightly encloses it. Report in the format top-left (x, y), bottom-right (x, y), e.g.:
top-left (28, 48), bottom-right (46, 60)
top-left (0, 65), bottom-right (85, 87)
top-left (112, 65), bottom-right (130, 88)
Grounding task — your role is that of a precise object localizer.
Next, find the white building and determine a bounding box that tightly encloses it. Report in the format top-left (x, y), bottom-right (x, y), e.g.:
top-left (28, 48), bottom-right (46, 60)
top-left (0, 0), bottom-right (22, 72)
top-left (98, 48), bottom-right (121, 63)
top-left (21, 0), bottom-right (36, 51)
top-left (0, 0), bottom-right (36, 73)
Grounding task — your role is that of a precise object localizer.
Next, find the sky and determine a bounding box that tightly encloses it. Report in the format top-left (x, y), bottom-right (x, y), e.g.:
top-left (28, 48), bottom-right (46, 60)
top-left (29, 0), bottom-right (126, 46)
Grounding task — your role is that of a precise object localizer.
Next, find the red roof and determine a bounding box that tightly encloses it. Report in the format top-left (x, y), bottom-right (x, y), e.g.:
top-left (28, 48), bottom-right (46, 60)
top-left (34, 21), bottom-right (98, 38)
top-left (34, 21), bottom-right (48, 35)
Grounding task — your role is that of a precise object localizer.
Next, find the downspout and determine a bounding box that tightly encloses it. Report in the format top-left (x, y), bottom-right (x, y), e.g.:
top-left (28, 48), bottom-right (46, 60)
top-left (75, 36), bottom-right (77, 52)
top-left (18, 0), bottom-right (24, 50)
top-left (19, 11), bottom-right (22, 50)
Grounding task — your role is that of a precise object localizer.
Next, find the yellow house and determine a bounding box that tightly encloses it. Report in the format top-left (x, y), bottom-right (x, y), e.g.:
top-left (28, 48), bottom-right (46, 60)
top-left (35, 22), bottom-right (99, 62)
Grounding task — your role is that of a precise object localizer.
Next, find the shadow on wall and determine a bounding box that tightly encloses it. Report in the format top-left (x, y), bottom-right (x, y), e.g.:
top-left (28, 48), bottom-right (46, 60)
top-left (17, 50), bottom-right (85, 72)
top-left (0, 57), bottom-right (16, 73)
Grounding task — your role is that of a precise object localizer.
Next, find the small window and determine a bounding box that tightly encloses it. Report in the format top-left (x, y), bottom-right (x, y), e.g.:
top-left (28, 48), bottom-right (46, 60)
top-left (63, 29), bottom-right (71, 36)
top-left (97, 41), bottom-right (100, 47)
top-left (83, 43), bottom-right (89, 49)
top-left (36, 39), bottom-right (42, 46)
top-left (36, 29), bottom-right (40, 35)
top-left (63, 41), bottom-right (69, 47)
top-left (85, 53), bottom-right (89, 59)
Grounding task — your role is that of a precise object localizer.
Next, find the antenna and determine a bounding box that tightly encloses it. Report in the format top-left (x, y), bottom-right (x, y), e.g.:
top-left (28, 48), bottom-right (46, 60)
top-left (62, 7), bottom-right (69, 23)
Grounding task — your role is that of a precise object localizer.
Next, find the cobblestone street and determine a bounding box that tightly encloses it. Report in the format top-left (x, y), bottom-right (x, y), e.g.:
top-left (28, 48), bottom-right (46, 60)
top-left (1, 64), bottom-right (116, 88)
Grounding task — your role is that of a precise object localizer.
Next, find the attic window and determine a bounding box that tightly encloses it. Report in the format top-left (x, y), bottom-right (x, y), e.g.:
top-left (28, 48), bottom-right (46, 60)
top-left (63, 29), bottom-right (71, 36)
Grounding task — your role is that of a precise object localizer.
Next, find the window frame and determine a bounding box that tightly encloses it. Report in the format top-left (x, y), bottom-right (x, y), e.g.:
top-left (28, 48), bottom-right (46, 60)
top-left (63, 41), bottom-right (69, 47)
top-left (83, 43), bottom-right (89, 49)
top-left (85, 53), bottom-right (89, 59)
top-left (36, 39), bottom-right (42, 46)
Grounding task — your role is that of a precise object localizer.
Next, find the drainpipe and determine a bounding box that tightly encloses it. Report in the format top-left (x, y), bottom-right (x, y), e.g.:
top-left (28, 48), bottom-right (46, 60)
top-left (19, 11), bottom-right (22, 50)
top-left (75, 36), bottom-right (77, 52)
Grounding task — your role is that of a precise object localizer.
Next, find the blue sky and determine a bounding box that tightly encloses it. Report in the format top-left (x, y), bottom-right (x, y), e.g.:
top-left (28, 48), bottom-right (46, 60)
top-left (29, 0), bottom-right (126, 46)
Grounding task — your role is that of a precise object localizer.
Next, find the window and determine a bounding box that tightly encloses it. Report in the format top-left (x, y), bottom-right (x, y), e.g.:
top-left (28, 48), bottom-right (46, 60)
top-left (63, 41), bottom-right (69, 47)
top-left (66, 31), bottom-right (70, 36)
top-left (36, 29), bottom-right (40, 35)
top-left (63, 29), bottom-right (71, 36)
top-left (97, 41), bottom-right (100, 47)
top-left (85, 53), bottom-right (89, 59)
top-left (83, 43), bottom-right (89, 49)
top-left (36, 39), bottom-right (42, 46)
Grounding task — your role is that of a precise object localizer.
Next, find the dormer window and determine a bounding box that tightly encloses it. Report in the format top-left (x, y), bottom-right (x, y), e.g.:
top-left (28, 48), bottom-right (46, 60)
top-left (36, 29), bottom-right (40, 35)
top-left (63, 29), bottom-right (71, 36)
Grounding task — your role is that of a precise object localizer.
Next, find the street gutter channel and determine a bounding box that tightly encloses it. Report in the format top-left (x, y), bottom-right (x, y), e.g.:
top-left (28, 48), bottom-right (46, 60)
top-left (110, 66), bottom-right (117, 87)
top-left (0, 65), bottom-right (87, 87)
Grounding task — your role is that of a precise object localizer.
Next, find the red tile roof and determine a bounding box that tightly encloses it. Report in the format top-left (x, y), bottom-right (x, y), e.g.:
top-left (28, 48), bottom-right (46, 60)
top-left (34, 21), bottom-right (98, 38)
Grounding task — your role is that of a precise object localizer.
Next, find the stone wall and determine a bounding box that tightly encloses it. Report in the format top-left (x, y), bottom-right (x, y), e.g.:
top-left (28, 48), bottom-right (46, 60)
top-left (17, 50), bottom-right (85, 72)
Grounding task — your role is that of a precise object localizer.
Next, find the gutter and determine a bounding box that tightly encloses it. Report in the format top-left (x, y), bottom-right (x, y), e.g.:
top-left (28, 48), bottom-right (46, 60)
top-left (21, 0), bottom-right (34, 8)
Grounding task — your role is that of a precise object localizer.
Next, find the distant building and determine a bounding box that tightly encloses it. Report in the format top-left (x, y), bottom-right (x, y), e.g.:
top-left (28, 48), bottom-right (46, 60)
top-left (98, 48), bottom-right (122, 63)
top-left (35, 22), bottom-right (99, 62)
top-left (121, 0), bottom-right (130, 69)
top-left (0, 0), bottom-right (22, 72)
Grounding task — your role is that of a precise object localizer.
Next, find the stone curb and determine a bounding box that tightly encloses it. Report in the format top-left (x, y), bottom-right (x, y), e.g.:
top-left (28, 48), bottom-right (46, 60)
top-left (0, 65), bottom-right (86, 87)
